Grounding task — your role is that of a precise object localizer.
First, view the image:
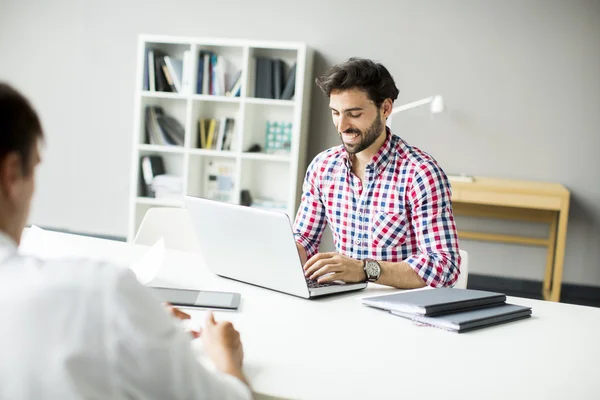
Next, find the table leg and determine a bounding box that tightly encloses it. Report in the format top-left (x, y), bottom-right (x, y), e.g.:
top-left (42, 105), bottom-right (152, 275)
top-left (542, 213), bottom-right (558, 301)
top-left (549, 198), bottom-right (570, 302)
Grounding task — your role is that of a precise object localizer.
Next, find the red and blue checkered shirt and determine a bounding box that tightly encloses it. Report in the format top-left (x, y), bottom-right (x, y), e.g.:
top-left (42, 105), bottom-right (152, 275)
top-left (293, 130), bottom-right (461, 287)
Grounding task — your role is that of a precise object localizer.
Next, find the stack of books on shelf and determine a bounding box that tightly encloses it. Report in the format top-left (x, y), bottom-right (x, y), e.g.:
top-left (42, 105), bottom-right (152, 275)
top-left (144, 48), bottom-right (193, 94)
top-left (362, 288), bottom-right (532, 333)
top-left (197, 118), bottom-right (236, 150)
top-left (254, 58), bottom-right (296, 100)
top-left (196, 51), bottom-right (242, 96)
top-left (145, 106), bottom-right (185, 146)
top-left (139, 154), bottom-right (183, 200)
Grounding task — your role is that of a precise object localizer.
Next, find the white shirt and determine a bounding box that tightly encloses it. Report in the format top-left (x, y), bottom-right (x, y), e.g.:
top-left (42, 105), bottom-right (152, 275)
top-left (0, 233), bottom-right (251, 400)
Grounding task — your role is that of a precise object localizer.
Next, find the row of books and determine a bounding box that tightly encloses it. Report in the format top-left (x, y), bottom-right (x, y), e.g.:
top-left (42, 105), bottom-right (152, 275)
top-left (145, 106), bottom-right (185, 146)
top-left (255, 58), bottom-right (296, 100)
top-left (197, 118), bottom-right (236, 151)
top-left (144, 48), bottom-right (192, 93)
top-left (143, 48), bottom-right (297, 100)
top-left (196, 51), bottom-right (242, 97)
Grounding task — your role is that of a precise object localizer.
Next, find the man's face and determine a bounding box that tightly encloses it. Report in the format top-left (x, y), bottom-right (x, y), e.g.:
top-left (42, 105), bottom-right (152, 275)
top-left (1, 141), bottom-right (41, 237)
top-left (329, 89), bottom-right (385, 155)
top-left (18, 144), bottom-right (40, 231)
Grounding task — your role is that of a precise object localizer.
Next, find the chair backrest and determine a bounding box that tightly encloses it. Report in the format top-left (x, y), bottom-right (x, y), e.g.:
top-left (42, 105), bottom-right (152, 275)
top-left (454, 249), bottom-right (469, 289)
top-left (133, 207), bottom-right (201, 253)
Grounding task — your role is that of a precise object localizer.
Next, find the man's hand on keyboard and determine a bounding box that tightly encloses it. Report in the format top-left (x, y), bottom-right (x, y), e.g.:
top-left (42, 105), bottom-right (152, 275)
top-left (304, 252), bottom-right (367, 283)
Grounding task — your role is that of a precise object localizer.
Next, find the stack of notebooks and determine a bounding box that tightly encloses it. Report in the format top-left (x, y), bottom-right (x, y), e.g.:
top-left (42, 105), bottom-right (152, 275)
top-left (362, 288), bottom-right (532, 333)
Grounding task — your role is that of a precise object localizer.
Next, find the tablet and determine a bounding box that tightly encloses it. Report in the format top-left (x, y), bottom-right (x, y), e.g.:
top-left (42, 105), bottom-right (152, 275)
top-left (151, 287), bottom-right (240, 310)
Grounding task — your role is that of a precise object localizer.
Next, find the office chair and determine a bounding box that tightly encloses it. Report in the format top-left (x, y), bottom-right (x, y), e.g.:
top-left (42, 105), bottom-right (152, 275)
top-left (133, 207), bottom-right (201, 253)
top-left (453, 249), bottom-right (469, 289)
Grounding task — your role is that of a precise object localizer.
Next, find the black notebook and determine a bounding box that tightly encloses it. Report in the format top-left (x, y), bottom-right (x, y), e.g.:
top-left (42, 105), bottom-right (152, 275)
top-left (361, 288), bottom-right (506, 316)
top-left (391, 303), bottom-right (532, 333)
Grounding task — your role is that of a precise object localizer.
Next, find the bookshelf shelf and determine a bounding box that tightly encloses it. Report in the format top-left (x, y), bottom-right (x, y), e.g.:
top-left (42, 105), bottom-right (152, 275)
top-left (187, 149), bottom-right (238, 158)
top-left (141, 91), bottom-right (187, 100)
top-left (190, 94), bottom-right (242, 103)
top-left (244, 98), bottom-right (296, 107)
top-left (241, 153), bottom-right (290, 162)
top-left (128, 35), bottom-right (313, 241)
top-left (138, 144), bottom-right (185, 154)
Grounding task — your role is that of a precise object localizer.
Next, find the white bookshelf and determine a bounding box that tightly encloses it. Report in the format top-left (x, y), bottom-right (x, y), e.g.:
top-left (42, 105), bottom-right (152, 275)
top-left (128, 35), bottom-right (314, 241)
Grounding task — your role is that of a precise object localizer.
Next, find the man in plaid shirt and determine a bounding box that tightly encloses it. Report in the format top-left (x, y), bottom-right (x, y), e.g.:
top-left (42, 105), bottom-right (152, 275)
top-left (294, 58), bottom-right (461, 288)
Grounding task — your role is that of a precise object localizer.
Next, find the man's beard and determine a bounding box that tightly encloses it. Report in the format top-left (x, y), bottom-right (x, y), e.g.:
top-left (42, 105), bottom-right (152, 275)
top-left (339, 113), bottom-right (384, 155)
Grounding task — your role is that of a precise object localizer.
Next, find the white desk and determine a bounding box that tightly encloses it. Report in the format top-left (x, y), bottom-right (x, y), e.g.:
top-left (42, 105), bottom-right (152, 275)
top-left (30, 231), bottom-right (600, 400)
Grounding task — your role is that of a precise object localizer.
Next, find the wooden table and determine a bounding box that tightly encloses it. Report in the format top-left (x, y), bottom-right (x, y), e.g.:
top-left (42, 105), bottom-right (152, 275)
top-left (450, 176), bottom-right (570, 302)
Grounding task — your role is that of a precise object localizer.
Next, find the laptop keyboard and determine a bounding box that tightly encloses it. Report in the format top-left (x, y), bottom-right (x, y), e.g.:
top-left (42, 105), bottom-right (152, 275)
top-left (307, 279), bottom-right (339, 289)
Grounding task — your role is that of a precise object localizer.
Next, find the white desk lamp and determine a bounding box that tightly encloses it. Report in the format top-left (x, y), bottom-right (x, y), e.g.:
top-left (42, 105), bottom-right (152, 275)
top-left (387, 95), bottom-right (473, 183)
top-left (386, 95), bottom-right (444, 127)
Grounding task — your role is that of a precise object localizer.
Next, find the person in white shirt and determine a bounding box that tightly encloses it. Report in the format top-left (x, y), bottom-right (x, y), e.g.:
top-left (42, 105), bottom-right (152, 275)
top-left (0, 82), bottom-right (252, 399)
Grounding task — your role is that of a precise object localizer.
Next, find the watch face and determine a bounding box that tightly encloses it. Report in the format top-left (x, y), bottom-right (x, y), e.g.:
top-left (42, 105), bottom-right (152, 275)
top-left (366, 261), bottom-right (379, 277)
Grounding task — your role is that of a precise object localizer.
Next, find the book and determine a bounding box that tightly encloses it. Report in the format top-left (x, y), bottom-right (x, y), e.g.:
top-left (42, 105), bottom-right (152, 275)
top-left (145, 106), bottom-right (168, 145)
top-left (153, 52), bottom-right (171, 92)
top-left (198, 119), bottom-right (207, 149)
top-left (196, 52), bottom-right (205, 94)
top-left (156, 114), bottom-right (185, 146)
top-left (143, 48), bottom-right (150, 91)
top-left (361, 288), bottom-right (506, 316)
top-left (148, 49), bottom-right (156, 91)
top-left (273, 59), bottom-right (284, 99)
top-left (160, 57), bottom-right (177, 92)
top-left (164, 56), bottom-right (183, 92)
top-left (215, 117), bottom-right (227, 150)
top-left (255, 57), bottom-right (273, 98)
top-left (202, 52), bottom-right (211, 95)
top-left (206, 119), bottom-right (217, 149)
top-left (391, 303), bottom-right (532, 333)
top-left (180, 50), bottom-right (192, 94)
top-left (222, 118), bottom-right (236, 150)
top-left (226, 70), bottom-right (242, 97)
top-left (280, 63), bottom-right (296, 100)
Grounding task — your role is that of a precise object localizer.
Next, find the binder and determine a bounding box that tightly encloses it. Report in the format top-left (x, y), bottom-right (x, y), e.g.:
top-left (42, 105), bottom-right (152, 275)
top-left (362, 288), bottom-right (506, 316)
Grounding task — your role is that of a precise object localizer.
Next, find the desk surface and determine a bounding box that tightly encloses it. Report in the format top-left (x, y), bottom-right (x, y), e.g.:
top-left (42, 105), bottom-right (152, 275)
top-left (28, 231), bottom-right (600, 400)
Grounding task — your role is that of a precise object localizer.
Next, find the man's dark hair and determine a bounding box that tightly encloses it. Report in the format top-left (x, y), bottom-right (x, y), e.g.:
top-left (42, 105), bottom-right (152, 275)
top-left (315, 58), bottom-right (400, 108)
top-left (0, 83), bottom-right (43, 175)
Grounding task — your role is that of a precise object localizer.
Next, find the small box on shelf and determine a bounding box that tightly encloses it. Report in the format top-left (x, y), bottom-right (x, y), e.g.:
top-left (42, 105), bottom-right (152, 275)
top-left (265, 121), bottom-right (292, 154)
top-left (204, 159), bottom-right (236, 203)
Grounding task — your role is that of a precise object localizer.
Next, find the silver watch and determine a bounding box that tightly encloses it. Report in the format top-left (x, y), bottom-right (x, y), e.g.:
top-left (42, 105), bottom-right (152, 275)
top-left (363, 259), bottom-right (381, 282)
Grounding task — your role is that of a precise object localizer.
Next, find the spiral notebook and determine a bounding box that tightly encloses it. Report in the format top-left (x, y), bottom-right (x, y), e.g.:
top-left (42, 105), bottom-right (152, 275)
top-left (391, 303), bottom-right (532, 333)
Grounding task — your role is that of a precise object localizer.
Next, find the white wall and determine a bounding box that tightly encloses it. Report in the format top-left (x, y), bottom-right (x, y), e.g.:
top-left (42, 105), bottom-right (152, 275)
top-left (1, 0), bottom-right (599, 286)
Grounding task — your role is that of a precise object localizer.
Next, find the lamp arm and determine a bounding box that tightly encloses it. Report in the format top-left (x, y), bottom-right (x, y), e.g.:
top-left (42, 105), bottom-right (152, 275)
top-left (391, 96), bottom-right (434, 114)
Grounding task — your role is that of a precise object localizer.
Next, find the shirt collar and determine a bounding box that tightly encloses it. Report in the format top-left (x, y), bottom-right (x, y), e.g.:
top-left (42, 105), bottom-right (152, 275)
top-left (342, 127), bottom-right (395, 173)
top-left (0, 230), bottom-right (18, 263)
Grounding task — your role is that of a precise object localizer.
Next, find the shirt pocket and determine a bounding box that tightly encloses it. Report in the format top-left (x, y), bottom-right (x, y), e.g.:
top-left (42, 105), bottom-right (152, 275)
top-left (371, 210), bottom-right (409, 248)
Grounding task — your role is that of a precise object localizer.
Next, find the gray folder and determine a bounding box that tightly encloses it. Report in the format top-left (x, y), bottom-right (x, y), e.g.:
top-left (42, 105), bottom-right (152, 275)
top-left (361, 288), bottom-right (506, 316)
top-left (391, 303), bottom-right (532, 333)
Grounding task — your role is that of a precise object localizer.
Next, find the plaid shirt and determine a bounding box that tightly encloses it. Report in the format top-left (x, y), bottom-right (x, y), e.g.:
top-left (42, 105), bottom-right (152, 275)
top-left (293, 130), bottom-right (461, 287)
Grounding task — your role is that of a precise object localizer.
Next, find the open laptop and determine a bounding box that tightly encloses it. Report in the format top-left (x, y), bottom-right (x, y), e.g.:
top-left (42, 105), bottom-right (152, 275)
top-left (184, 196), bottom-right (367, 299)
